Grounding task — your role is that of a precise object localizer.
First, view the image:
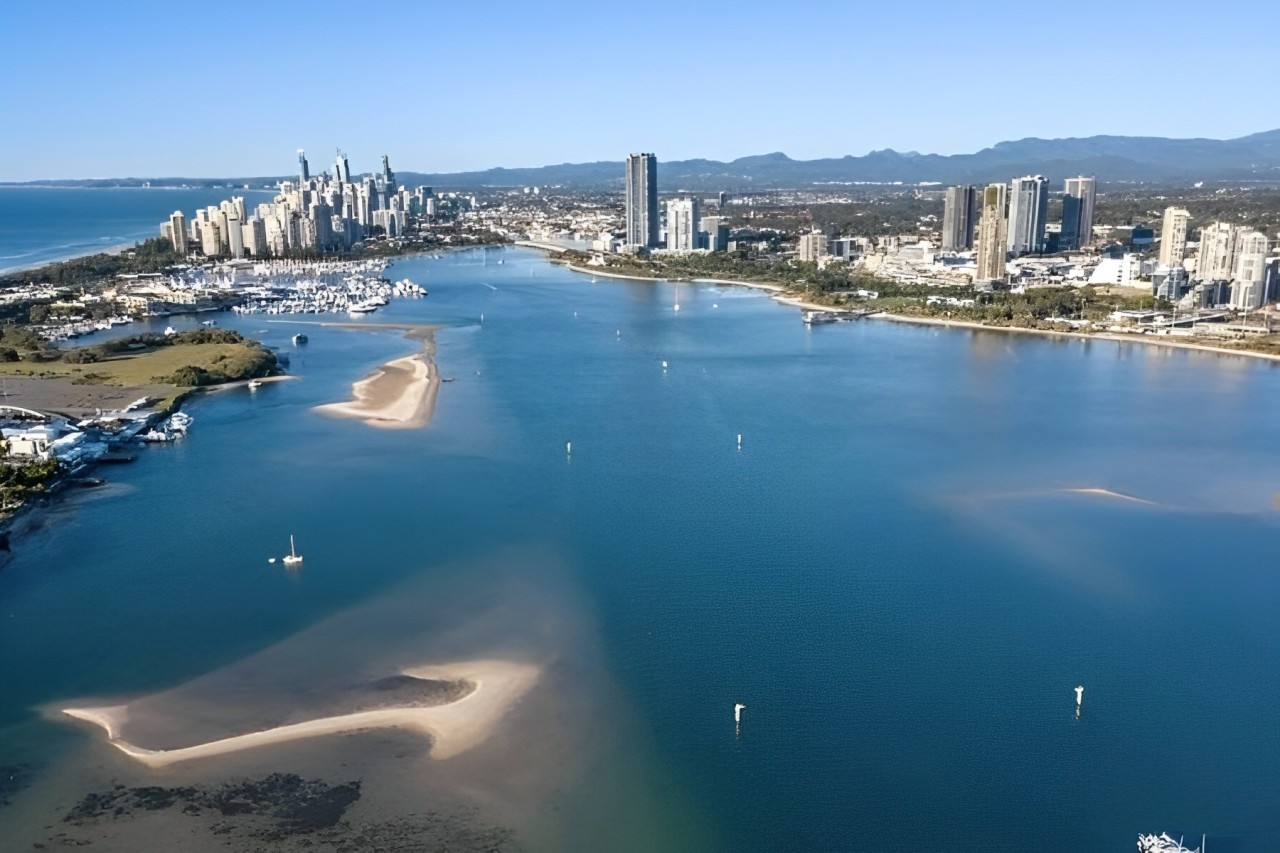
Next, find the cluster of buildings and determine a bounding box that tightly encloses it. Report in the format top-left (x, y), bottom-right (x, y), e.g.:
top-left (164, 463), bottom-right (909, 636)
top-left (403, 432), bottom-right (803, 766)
top-left (936, 176), bottom-right (1279, 310)
top-left (1154, 209), bottom-right (1276, 309)
top-left (160, 151), bottom-right (436, 259)
top-left (942, 175), bottom-right (1098, 281)
top-left (621, 153), bottom-right (731, 253)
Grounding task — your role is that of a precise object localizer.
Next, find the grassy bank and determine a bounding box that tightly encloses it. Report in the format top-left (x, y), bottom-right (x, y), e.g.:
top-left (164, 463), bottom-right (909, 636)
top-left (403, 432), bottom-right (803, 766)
top-left (0, 330), bottom-right (279, 410)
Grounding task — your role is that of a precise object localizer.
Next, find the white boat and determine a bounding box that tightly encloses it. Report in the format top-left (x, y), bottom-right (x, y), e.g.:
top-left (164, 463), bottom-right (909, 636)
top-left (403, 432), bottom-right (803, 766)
top-left (282, 535), bottom-right (303, 567)
top-left (802, 310), bottom-right (838, 325)
top-left (248, 379), bottom-right (263, 390)
top-left (292, 333), bottom-right (308, 345)
top-left (1137, 833), bottom-right (1203, 853)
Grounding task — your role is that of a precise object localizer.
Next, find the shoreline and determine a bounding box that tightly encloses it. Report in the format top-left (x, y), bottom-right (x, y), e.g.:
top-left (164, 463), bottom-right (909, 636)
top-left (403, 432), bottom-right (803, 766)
top-left (310, 323), bottom-right (442, 429)
top-left (544, 252), bottom-right (1280, 364)
top-left (60, 658), bottom-right (541, 767)
top-left (872, 312), bottom-right (1280, 364)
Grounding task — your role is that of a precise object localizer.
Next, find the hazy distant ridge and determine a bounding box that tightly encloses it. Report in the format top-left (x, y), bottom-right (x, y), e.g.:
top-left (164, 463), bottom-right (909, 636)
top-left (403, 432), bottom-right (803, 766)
top-left (9, 129), bottom-right (1280, 189)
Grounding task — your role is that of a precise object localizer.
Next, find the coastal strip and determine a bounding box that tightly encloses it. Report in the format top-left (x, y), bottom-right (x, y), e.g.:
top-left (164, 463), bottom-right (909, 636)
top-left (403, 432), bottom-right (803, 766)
top-left (872, 312), bottom-right (1280, 364)
top-left (308, 323), bottom-right (441, 429)
top-left (61, 659), bottom-right (541, 767)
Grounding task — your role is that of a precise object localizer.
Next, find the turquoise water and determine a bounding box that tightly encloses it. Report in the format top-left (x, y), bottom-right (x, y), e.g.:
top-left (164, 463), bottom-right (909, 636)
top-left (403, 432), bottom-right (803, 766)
top-left (2, 247), bottom-right (1280, 849)
top-left (0, 186), bottom-right (273, 274)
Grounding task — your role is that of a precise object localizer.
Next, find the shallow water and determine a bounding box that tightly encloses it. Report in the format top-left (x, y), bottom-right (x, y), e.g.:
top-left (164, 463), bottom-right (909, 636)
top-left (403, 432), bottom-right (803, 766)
top-left (2, 246), bottom-right (1280, 849)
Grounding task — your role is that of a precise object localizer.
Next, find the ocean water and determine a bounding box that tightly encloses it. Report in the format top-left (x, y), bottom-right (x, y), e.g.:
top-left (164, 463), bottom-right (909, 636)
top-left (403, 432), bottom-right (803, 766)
top-left (1, 247), bottom-right (1279, 850)
top-left (0, 186), bottom-right (274, 274)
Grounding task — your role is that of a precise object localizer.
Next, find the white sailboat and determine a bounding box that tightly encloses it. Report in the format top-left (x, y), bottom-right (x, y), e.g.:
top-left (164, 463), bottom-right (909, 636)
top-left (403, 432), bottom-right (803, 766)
top-left (282, 535), bottom-right (303, 567)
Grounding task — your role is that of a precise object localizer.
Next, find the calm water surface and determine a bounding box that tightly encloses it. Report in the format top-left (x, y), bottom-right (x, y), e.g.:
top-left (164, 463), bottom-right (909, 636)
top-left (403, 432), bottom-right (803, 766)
top-left (0, 186), bottom-right (274, 274)
top-left (1, 247), bottom-right (1278, 850)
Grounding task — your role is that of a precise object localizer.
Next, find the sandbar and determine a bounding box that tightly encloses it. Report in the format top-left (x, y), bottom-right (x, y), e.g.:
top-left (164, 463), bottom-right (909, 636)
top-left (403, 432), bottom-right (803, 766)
top-left (313, 324), bottom-right (440, 429)
top-left (62, 659), bottom-right (539, 768)
top-left (1058, 487), bottom-right (1163, 506)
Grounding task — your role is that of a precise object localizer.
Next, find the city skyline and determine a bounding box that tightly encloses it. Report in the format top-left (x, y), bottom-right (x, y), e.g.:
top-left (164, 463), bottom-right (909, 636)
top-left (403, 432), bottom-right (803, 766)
top-left (1, 0), bottom-right (1276, 181)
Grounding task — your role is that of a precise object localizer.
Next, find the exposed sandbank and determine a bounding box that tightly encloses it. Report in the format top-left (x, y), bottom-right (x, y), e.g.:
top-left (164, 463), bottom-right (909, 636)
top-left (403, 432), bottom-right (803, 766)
top-left (1058, 487), bottom-right (1163, 506)
top-left (311, 323), bottom-right (441, 429)
top-left (62, 659), bottom-right (540, 768)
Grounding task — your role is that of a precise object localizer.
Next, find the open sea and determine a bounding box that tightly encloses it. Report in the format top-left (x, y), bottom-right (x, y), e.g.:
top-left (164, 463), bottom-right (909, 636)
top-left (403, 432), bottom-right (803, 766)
top-left (1, 231), bottom-right (1279, 849)
top-left (0, 186), bottom-right (274, 275)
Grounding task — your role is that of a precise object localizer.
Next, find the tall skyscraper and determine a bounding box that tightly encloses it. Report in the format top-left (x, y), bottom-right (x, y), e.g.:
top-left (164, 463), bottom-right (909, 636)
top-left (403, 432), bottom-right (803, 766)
top-left (625, 153), bottom-right (659, 248)
top-left (976, 183), bottom-right (1008, 281)
top-left (298, 149), bottom-right (309, 183)
top-left (941, 185), bottom-right (976, 251)
top-left (1230, 231), bottom-right (1270, 309)
top-left (665, 197), bottom-right (700, 252)
top-left (335, 149), bottom-right (350, 185)
top-left (168, 211), bottom-right (188, 254)
top-left (1061, 176), bottom-right (1096, 250)
top-left (1158, 207), bottom-right (1191, 267)
top-left (1006, 175), bottom-right (1048, 255)
top-left (1197, 221), bottom-right (1238, 281)
top-left (381, 155), bottom-right (396, 194)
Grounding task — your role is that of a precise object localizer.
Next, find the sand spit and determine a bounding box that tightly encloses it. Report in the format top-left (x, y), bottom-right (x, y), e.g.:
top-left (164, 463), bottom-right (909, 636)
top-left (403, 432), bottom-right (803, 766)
top-left (62, 659), bottom-right (539, 768)
top-left (1058, 487), bottom-right (1164, 506)
top-left (312, 324), bottom-right (440, 429)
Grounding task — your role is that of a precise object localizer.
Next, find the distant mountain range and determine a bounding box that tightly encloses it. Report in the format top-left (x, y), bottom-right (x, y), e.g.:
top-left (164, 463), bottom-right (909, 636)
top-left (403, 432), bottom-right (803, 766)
top-left (10, 129), bottom-right (1280, 190)
top-left (400, 129), bottom-right (1280, 189)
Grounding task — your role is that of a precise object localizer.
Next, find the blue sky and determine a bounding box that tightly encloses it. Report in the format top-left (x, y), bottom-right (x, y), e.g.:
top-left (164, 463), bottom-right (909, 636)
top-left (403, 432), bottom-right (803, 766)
top-left (1, 0), bottom-right (1276, 180)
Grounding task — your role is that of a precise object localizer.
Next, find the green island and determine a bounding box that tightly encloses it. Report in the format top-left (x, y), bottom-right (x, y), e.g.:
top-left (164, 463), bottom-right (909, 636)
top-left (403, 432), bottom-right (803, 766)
top-left (0, 328), bottom-right (280, 410)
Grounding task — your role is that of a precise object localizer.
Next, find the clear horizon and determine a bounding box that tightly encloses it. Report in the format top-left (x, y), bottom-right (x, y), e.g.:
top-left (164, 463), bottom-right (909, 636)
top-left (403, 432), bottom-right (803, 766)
top-left (2, 0), bottom-right (1276, 181)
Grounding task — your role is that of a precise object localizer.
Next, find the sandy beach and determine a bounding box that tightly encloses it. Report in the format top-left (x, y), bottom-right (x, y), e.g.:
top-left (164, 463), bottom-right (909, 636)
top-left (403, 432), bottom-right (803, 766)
top-left (62, 659), bottom-right (540, 768)
top-left (312, 324), bottom-right (441, 429)
top-left (873, 311), bottom-right (1280, 363)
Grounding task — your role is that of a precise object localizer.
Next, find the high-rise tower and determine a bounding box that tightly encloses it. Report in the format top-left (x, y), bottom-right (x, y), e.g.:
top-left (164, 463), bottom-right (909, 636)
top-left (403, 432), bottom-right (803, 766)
top-left (381, 155), bottom-right (396, 193)
top-left (1197, 222), bottom-right (1238, 281)
top-left (298, 149), bottom-right (310, 183)
top-left (168, 211), bottom-right (188, 254)
top-left (1158, 207), bottom-right (1191, 267)
top-left (942, 185), bottom-right (976, 251)
top-left (1006, 175), bottom-right (1048, 255)
top-left (625, 153), bottom-right (659, 249)
top-left (1230, 231), bottom-right (1270, 309)
top-left (976, 183), bottom-right (1008, 281)
top-left (1061, 176), bottom-right (1096, 250)
top-left (666, 197), bottom-right (700, 252)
